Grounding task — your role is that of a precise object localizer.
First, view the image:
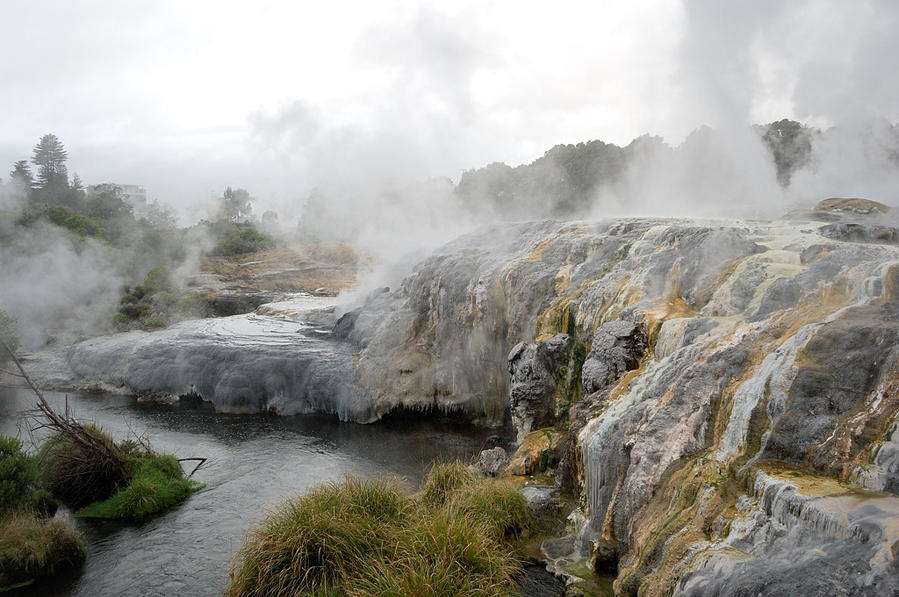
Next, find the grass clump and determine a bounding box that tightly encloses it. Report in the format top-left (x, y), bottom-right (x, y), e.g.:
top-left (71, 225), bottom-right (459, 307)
top-left (228, 477), bottom-right (408, 596)
top-left (444, 478), bottom-right (530, 540)
top-left (39, 425), bottom-right (202, 519)
top-left (0, 435), bottom-right (85, 591)
top-left (227, 462), bottom-right (528, 597)
top-left (77, 455), bottom-right (204, 520)
top-left (419, 460), bottom-right (476, 507)
top-left (0, 513), bottom-right (85, 589)
top-left (38, 424), bottom-right (129, 509)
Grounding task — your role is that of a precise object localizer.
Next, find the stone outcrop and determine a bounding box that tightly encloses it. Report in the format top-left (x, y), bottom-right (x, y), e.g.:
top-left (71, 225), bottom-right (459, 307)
top-left (508, 334), bottom-right (577, 442)
top-left (580, 319), bottom-right (646, 396)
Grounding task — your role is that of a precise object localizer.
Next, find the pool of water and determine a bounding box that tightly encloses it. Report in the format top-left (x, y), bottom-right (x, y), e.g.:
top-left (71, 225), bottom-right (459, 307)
top-left (0, 387), bottom-right (496, 596)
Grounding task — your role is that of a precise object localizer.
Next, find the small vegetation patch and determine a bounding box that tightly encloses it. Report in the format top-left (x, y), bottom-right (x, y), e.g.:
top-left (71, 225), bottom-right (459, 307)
top-left (0, 435), bottom-right (52, 516)
top-left (78, 455), bottom-right (204, 520)
top-left (226, 462), bottom-right (530, 597)
top-left (0, 435), bottom-right (85, 592)
top-left (210, 222), bottom-right (276, 256)
top-left (39, 425), bottom-right (203, 519)
top-left (0, 513), bottom-right (86, 590)
top-left (39, 424), bottom-right (129, 509)
top-left (115, 267), bottom-right (209, 330)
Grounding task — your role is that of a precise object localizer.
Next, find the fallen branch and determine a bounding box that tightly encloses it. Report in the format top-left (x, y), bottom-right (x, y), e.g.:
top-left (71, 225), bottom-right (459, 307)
top-left (177, 457), bottom-right (208, 478)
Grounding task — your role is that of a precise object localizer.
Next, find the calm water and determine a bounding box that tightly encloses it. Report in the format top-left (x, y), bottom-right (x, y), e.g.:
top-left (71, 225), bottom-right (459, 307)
top-left (0, 388), bottom-right (496, 596)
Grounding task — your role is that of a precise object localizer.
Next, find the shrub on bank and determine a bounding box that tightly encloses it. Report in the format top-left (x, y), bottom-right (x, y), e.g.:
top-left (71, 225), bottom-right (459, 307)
top-left (39, 425), bottom-right (203, 519)
top-left (78, 455), bottom-right (204, 520)
top-left (0, 435), bottom-right (52, 516)
top-left (0, 435), bottom-right (86, 592)
top-left (226, 463), bottom-right (528, 597)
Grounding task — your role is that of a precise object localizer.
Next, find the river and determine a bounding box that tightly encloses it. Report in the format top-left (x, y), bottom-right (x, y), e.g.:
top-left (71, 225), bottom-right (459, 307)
top-left (0, 388), bottom-right (496, 596)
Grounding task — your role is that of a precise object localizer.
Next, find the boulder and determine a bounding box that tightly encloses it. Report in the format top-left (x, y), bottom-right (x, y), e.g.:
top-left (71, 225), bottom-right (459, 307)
top-left (476, 447), bottom-right (508, 477)
top-left (581, 319), bottom-right (646, 396)
top-left (508, 334), bottom-right (573, 442)
top-left (506, 428), bottom-right (565, 477)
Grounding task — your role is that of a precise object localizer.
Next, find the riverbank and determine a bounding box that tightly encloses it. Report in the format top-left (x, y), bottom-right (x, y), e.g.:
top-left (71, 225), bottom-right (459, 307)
top-left (0, 388), bottom-right (497, 596)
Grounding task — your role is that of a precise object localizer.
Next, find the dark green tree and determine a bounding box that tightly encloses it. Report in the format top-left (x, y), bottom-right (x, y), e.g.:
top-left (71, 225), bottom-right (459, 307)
top-left (84, 184), bottom-right (133, 241)
top-left (31, 134), bottom-right (69, 191)
top-left (9, 160), bottom-right (34, 191)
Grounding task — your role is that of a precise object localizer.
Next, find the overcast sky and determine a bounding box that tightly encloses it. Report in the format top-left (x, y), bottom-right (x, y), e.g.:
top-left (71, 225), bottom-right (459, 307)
top-left (1, 0), bottom-right (897, 213)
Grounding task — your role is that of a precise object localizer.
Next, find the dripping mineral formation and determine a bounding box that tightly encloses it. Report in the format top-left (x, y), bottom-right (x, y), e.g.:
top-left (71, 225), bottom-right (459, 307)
top-left (20, 202), bottom-right (899, 594)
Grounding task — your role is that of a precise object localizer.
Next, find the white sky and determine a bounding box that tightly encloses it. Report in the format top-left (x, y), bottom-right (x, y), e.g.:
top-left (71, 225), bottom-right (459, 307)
top-left (1, 0), bottom-right (897, 211)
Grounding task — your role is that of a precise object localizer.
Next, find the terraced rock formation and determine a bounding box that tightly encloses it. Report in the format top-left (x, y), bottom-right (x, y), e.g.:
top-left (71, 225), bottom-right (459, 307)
top-left (342, 207), bottom-right (899, 594)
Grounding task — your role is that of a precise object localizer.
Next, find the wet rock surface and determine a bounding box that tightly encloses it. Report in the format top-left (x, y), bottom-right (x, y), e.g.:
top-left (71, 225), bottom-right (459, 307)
top-left (21, 295), bottom-right (371, 420)
top-left (581, 320), bottom-right (645, 396)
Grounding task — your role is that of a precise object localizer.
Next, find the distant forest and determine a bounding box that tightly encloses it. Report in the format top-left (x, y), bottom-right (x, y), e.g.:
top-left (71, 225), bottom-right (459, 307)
top-left (452, 119), bottom-right (899, 218)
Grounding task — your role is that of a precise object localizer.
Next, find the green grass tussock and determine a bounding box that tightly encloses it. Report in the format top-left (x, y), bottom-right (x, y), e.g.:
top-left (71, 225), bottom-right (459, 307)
top-left (77, 455), bottom-right (204, 520)
top-left (39, 425), bottom-right (202, 520)
top-left (227, 477), bottom-right (409, 596)
top-left (227, 462), bottom-right (529, 597)
top-left (444, 478), bottom-right (530, 540)
top-left (38, 425), bottom-right (128, 509)
top-left (0, 435), bottom-right (85, 591)
top-left (419, 460), bottom-right (476, 507)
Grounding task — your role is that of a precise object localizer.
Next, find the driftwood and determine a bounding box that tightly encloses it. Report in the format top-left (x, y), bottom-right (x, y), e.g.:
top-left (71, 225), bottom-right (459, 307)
top-left (177, 457), bottom-right (208, 478)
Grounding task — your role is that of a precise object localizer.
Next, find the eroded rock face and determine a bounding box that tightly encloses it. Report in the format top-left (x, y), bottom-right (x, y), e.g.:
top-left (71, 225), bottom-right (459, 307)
top-left (581, 320), bottom-right (646, 396)
top-left (508, 334), bottom-right (573, 442)
top-left (818, 222), bottom-right (899, 245)
top-left (334, 214), bottom-right (899, 594)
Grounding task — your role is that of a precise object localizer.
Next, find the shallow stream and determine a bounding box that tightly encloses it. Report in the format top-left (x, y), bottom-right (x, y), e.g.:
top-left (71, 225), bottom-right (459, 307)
top-left (0, 388), bottom-right (495, 596)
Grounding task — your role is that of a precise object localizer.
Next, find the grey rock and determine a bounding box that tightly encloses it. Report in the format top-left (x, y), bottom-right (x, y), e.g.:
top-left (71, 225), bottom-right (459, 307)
top-left (477, 447), bottom-right (508, 477)
top-left (521, 485), bottom-right (568, 535)
top-left (581, 319), bottom-right (646, 396)
top-left (509, 333), bottom-right (572, 441)
top-left (818, 222), bottom-right (899, 245)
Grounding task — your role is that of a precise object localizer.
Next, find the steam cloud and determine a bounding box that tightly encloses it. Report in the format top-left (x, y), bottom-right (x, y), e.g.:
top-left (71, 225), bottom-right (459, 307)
top-left (0, 222), bottom-right (123, 350)
top-left (2, 1), bottom-right (898, 339)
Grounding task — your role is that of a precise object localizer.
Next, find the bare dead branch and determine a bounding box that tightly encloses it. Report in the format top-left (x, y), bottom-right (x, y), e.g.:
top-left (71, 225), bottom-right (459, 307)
top-left (177, 457), bottom-right (208, 478)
